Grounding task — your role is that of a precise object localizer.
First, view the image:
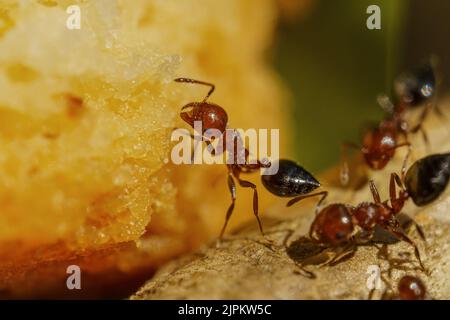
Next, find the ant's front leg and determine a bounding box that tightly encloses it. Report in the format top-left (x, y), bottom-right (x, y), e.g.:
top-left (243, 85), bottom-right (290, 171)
top-left (368, 179), bottom-right (381, 203)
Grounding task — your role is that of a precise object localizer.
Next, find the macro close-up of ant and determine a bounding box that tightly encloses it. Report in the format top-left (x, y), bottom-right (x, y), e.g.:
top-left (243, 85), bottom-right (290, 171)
top-left (304, 172), bottom-right (426, 271)
top-left (174, 78), bottom-right (270, 239)
top-left (340, 61), bottom-right (442, 186)
top-left (174, 79), bottom-right (333, 241)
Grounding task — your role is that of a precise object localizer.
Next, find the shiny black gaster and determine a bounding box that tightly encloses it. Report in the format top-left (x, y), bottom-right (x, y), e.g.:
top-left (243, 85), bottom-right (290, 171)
top-left (405, 153), bottom-right (450, 206)
top-left (395, 62), bottom-right (436, 106)
top-left (261, 159), bottom-right (320, 197)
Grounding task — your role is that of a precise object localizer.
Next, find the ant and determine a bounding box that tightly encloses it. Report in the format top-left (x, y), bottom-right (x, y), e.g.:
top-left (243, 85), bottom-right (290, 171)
top-left (340, 99), bottom-right (412, 186)
top-left (404, 152), bottom-right (450, 206)
top-left (261, 159), bottom-right (328, 210)
top-left (340, 60), bottom-right (441, 186)
top-left (382, 275), bottom-right (427, 300)
top-left (174, 78), bottom-right (270, 240)
top-left (304, 172), bottom-right (425, 271)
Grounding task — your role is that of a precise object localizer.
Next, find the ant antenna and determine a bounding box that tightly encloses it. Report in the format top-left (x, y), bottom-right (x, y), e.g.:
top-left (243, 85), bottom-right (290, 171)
top-left (174, 78), bottom-right (215, 102)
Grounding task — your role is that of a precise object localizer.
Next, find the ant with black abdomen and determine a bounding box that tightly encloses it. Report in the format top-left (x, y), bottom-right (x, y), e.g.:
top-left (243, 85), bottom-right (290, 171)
top-left (340, 60), bottom-right (444, 187)
top-left (174, 78), bottom-right (330, 241)
top-left (174, 77), bottom-right (270, 239)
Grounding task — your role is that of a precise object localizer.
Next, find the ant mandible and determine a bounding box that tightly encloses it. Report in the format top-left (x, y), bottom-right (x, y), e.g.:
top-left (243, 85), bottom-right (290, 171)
top-left (306, 172), bottom-right (425, 270)
top-left (174, 78), bottom-right (270, 240)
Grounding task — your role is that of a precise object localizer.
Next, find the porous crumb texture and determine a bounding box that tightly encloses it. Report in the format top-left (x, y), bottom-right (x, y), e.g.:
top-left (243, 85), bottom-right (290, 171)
top-left (0, 0), bottom-right (288, 298)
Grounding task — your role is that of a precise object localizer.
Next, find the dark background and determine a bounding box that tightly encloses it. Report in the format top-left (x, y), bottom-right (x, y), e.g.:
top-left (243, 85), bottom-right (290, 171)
top-left (273, 0), bottom-right (450, 172)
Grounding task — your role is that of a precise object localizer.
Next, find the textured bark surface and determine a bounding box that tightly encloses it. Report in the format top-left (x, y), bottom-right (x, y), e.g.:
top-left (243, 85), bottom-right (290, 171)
top-left (131, 102), bottom-right (450, 300)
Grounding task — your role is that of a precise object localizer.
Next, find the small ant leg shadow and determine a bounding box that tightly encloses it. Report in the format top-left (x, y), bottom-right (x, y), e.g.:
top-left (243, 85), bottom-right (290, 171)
top-left (285, 236), bottom-right (357, 279)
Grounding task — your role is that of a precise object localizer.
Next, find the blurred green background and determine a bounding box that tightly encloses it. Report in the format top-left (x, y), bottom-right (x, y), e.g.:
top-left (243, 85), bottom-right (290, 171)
top-left (273, 0), bottom-right (450, 172)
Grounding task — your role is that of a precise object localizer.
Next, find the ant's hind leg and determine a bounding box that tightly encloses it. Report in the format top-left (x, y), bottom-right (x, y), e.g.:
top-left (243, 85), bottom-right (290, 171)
top-left (286, 191), bottom-right (328, 214)
top-left (236, 177), bottom-right (265, 238)
top-left (219, 170), bottom-right (237, 240)
top-left (385, 226), bottom-right (426, 272)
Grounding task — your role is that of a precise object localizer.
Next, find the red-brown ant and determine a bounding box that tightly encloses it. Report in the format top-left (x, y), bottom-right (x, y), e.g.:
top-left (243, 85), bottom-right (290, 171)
top-left (340, 111), bottom-right (412, 186)
top-left (382, 275), bottom-right (427, 300)
top-left (174, 78), bottom-right (270, 239)
top-left (340, 60), bottom-right (442, 186)
top-left (305, 172), bottom-right (425, 270)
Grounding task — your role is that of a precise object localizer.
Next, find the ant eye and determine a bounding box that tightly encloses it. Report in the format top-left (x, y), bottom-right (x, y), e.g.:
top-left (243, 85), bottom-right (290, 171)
top-left (335, 232), bottom-right (345, 239)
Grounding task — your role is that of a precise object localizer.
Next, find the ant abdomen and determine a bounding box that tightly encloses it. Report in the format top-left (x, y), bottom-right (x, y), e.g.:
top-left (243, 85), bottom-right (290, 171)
top-left (395, 62), bottom-right (436, 107)
top-left (261, 159), bottom-right (320, 197)
top-left (404, 152), bottom-right (450, 206)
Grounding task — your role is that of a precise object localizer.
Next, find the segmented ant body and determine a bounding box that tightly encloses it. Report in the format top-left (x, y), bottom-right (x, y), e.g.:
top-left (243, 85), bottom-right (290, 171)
top-left (174, 78), bottom-right (270, 239)
top-left (261, 159), bottom-right (328, 209)
top-left (404, 152), bottom-right (450, 206)
top-left (307, 173), bottom-right (425, 269)
top-left (341, 61), bottom-right (440, 185)
top-left (340, 98), bottom-right (412, 185)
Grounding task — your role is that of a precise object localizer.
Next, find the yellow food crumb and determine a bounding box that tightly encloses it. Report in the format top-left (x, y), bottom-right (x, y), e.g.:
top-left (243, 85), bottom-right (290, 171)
top-left (0, 0), bottom-right (288, 297)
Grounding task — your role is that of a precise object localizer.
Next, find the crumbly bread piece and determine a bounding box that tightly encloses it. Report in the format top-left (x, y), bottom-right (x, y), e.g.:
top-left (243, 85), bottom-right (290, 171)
top-left (0, 0), bottom-right (288, 297)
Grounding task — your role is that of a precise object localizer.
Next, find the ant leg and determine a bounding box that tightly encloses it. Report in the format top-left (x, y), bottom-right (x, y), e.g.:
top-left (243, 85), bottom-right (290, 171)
top-left (385, 142), bottom-right (411, 180)
top-left (329, 243), bottom-right (356, 266)
top-left (389, 172), bottom-right (406, 204)
top-left (411, 103), bottom-right (432, 145)
top-left (235, 176), bottom-right (265, 237)
top-left (174, 78), bottom-right (215, 102)
top-left (219, 168), bottom-right (237, 240)
top-left (408, 218), bottom-right (426, 242)
top-left (340, 142), bottom-right (361, 186)
top-left (286, 191), bottom-right (328, 214)
top-left (293, 263), bottom-right (316, 279)
top-left (385, 226), bottom-right (425, 271)
top-left (398, 143), bottom-right (412, 180)
top-left (369, 180), bottom-right (381, 203)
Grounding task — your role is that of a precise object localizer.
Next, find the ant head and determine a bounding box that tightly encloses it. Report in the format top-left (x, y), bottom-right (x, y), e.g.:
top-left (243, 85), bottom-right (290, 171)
top-left (180, 102), bottom-right (228, 134)
top-left (362, 129), bottom-right (396, 170)
top-left (397, 276), bottom-right (426, 300)
top-left (311, 204), bottom-right (354, 246)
